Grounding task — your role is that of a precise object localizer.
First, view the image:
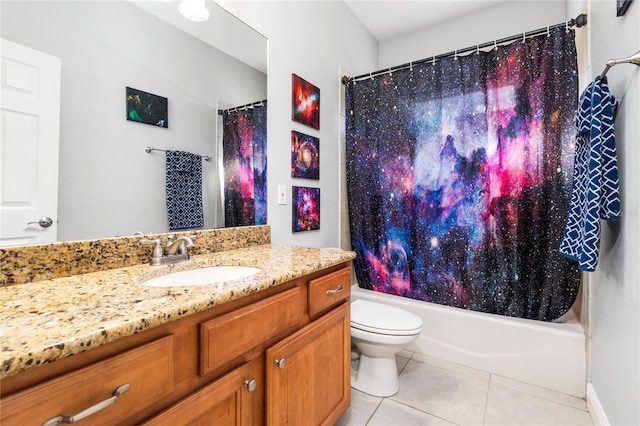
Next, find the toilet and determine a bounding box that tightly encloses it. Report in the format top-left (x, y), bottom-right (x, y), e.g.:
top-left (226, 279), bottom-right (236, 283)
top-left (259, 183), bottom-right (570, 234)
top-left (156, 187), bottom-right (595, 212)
top-left (350, 299), bottom-right (423, 397)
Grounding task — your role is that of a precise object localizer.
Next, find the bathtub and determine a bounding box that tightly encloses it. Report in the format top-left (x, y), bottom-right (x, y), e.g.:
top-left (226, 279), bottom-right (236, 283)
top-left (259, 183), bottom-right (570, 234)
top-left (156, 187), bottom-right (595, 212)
top-left (351, 285), bottom-right (586, 398)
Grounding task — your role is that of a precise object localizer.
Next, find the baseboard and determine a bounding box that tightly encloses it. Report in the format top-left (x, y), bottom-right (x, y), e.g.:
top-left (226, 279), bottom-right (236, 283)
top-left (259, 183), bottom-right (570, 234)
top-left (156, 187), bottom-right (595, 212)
top-left (587, 383), bottom-right (610, 426)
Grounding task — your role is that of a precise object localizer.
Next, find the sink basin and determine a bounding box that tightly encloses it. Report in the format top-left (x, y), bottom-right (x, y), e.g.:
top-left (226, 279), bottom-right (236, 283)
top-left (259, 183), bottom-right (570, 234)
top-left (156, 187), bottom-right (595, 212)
top-left (142, 266), bottom-right (262, 287)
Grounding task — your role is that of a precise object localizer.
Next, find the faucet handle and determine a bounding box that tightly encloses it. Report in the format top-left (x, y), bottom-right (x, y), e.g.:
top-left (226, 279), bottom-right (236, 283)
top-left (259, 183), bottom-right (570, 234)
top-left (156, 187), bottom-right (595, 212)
top-left (141, 239), bottom-right (163, 260)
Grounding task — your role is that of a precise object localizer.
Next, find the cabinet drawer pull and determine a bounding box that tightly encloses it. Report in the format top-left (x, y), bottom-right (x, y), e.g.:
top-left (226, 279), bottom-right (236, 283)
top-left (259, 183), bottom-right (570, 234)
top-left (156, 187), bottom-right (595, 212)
top-left (326, 284), bottom-right (344, 295)
top-left (274, 358), bottom-right (286, 369)
top-left (41, 383), bottom-right (130, 426)
top-left (244, 379), bottom-right (257, 392)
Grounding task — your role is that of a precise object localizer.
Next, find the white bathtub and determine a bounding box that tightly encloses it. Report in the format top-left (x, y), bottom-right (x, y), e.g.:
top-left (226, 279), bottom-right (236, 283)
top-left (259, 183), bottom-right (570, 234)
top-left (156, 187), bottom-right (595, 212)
top-left (351, 285), bottom-right (586, 398)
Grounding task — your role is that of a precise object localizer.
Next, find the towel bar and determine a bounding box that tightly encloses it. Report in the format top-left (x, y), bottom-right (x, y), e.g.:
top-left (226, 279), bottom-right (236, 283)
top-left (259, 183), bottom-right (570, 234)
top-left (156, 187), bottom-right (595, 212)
top-left (145, 146), bottom-right (211, 161)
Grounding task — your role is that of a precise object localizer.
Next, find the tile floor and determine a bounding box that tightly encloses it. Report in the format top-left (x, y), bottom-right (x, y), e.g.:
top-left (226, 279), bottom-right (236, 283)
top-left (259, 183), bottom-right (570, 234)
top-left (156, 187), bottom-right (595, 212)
top-left (336, 349), bottom-right (593, 426)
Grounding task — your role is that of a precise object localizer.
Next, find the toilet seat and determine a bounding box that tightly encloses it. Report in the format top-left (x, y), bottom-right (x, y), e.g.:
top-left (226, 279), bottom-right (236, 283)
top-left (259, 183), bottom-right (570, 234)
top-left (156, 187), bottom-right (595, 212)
top-left (351, 299), bottom-right (423, 336)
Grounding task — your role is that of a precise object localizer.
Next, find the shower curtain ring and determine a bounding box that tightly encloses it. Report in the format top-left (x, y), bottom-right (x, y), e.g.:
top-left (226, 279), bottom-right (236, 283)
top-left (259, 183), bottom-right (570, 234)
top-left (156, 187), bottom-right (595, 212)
top-left (454, 50), bottom-right (458, 60)
top-left (565, 20), bottom-right (570, 32)
top-left (494, 40), bottom-right (498, 50)
top-left (547, 26), bottom-right (550, 37)
top-left (432, 56), bottom-right (436, 65)
top-left (522, 32), bottom-right (526, 43)
top-left (476, 44), bottom-right (480, 55)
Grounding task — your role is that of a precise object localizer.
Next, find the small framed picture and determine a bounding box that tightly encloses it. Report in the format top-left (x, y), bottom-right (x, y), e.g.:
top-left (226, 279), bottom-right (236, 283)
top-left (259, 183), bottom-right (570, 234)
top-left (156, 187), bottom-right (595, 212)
top-left (617, 0), bottom-right (632, 16)
top-left (126, 87), bottom-right (168, 128)
top-left (292, 186), bottom-right (320, 232)
top-left (291, 130), bottom-right (319, 180)
top-left (292, 74), bottom-right (320, 130)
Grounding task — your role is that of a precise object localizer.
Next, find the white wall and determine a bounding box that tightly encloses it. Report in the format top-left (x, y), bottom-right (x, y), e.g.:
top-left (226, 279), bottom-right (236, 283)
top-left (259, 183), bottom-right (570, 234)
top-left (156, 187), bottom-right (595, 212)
top-left (218, 0), bottom-right (378, 248)
top-left (1, 1), bottom-right (267, 241)
top-left (578, 1), bottom-right (639, 424)
top-left (378, 1), bottom-right (566, 69)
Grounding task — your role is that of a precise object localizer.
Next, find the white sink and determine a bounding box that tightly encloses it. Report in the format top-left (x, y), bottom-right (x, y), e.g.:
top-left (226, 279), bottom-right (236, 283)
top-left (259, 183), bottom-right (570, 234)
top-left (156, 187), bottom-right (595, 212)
top-left (142, 266), bottom-right (262, 287)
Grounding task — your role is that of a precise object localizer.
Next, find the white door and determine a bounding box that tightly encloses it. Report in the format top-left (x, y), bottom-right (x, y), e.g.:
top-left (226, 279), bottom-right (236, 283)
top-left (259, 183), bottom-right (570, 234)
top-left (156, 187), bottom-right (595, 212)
top-left (1, 39), bottom-right (61, 246)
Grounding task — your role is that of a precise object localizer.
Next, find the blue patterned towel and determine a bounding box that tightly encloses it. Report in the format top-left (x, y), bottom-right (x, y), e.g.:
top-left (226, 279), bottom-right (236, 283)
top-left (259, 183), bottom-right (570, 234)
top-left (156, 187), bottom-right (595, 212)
top-left (166, 150), bottom-right (204, 230)
top-left (559, 77), bottom-right (620, 272)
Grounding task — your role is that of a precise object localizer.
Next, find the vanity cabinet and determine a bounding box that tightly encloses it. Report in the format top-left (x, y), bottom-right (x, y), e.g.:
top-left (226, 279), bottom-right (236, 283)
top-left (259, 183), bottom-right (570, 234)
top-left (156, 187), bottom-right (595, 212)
top-left (143, 359), bottom-right (263, 425)
top-left (0, 263), bottom-right (351, 426)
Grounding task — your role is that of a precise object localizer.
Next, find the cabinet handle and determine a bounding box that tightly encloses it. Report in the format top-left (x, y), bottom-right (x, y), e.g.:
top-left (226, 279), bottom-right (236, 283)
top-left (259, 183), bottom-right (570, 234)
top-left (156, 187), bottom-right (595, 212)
top-left (274, 358), bottom-right (286, 369)
top-left (41, 383), bottom-right (130, 426)
top-left (326, 284), bottom-right (344, 295)
top-left (244, 379), bottom-right (257, 392)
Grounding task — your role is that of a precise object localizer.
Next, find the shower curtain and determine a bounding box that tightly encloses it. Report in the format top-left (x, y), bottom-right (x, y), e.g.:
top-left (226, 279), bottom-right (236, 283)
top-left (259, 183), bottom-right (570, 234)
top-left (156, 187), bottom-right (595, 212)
top-left (346, 28), bottom-right (580, 321)
top-left (222, 102), bottom-right (267, 226)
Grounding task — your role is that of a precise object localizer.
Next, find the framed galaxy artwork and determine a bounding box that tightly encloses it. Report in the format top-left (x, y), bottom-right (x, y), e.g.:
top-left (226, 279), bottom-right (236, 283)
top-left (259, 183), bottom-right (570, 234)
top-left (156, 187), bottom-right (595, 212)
top-left (126, 87), bottom-right (168, 128)
top-left (292, 74), bottom-right (320, 130)
top-left (617, 0), bottom-right (632, 16)
top-left (291, 131), bottom-right (319, 180)
top-left (292, 186), bottom-right (320, 232)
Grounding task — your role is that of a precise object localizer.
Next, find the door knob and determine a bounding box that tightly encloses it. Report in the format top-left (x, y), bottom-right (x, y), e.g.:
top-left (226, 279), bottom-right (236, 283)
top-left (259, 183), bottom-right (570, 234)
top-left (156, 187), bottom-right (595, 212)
top-left (27, 217), bottom-right (53, 228)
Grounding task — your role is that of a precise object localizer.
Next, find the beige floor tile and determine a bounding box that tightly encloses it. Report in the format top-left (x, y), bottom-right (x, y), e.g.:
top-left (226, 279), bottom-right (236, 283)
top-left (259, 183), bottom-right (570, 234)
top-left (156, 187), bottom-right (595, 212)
top-left (335, 388), bottom-right (382, 426)
top-left (490, 374), bottom-right (588, 411)
top-left (341, 349), bottom-right (591, 426)
top-left (391, 359), bottom-right (490, 425)
top-left (396, 354), bottom-right (410, 374)
top-left (367, 399), bottom-right (456, 426)
top-left (485, 381), bottom-right (593, 426)
top-left (411, 352), bottom-right (491, 381)
top-left (398, 349), bottom-right (414, 359)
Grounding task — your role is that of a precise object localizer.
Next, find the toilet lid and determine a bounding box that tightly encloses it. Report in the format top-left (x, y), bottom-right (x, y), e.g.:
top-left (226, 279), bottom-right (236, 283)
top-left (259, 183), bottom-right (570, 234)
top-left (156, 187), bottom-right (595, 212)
top-left (351, 299), bottom-right (423, 335)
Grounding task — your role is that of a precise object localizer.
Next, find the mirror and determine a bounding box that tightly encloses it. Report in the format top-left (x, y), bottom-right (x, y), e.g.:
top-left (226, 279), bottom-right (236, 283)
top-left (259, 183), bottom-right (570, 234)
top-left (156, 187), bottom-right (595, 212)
top-left (0, 0), bottom-right (267, 245)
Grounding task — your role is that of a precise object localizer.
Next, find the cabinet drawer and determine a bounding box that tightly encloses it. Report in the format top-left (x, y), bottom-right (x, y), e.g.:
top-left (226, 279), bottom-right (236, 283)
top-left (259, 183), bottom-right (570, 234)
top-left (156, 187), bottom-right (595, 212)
top-left (308, 267), bottom-right (351, 317)
top-left (200, 286), bottom-right (305, 376)
top-left (1, 335), bottom-right (175, 426)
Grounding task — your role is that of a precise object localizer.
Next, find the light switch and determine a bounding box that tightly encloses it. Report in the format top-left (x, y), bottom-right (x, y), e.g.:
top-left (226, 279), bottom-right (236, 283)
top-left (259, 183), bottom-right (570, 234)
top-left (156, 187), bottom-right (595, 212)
top-left (277, 185), bottom-right (286, 205)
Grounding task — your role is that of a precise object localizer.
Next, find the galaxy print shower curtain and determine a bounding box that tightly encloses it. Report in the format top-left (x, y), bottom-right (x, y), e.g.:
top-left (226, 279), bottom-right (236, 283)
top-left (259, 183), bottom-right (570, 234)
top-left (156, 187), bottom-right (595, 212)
top-left (222, 102), bottom-right (267, 227)
top-left (346, 28), bottom-right (580, 321)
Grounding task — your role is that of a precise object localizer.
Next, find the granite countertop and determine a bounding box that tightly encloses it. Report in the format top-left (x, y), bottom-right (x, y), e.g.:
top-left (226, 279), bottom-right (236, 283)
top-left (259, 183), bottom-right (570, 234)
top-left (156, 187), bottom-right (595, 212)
top-left (0, 244), bottom-right (356, 380)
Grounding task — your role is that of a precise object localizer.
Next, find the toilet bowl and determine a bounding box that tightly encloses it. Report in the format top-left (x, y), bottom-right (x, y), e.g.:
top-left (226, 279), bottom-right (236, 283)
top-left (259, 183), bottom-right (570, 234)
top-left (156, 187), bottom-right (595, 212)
top-left (350, 299), bottom-right (423, 397)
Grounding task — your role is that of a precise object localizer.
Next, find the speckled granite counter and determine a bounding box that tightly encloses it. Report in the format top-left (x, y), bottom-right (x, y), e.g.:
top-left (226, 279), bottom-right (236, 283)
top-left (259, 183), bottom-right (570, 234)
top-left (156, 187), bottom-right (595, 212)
top-left (0, 226), bottom-right (271, 286)
top-left (0, 245), bottom-right (355, 380)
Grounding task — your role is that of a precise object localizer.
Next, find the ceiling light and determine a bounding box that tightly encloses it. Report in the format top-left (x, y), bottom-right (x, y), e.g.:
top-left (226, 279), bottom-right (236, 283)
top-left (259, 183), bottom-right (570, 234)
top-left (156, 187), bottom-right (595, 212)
top-left (179, 0), bottom-right (210, 22)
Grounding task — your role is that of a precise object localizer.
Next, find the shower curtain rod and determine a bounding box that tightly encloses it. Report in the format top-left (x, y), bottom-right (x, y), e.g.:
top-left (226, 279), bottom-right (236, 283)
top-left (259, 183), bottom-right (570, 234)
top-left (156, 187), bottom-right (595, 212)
top-left (145, 146), bottom-right (212, 161)
top-left (342, 13), bottom-right (588, 84)
top-left (217, 99), bottom-right (267, 115)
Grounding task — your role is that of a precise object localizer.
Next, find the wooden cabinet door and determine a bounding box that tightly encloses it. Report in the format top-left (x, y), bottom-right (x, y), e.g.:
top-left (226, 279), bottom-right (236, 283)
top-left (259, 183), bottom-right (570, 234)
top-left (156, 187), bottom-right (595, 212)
top-left (266, 302), bottom-right (350, 426)
top-left (143, 358), bottom-right (263, 426)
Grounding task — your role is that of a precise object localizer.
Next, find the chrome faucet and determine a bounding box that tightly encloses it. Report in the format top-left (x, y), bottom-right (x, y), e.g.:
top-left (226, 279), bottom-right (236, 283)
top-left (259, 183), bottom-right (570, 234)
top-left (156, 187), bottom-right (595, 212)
top-left (141, 235), bottom-right (196, 265)
top-left (165, 235), bottom-right (195, 256)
